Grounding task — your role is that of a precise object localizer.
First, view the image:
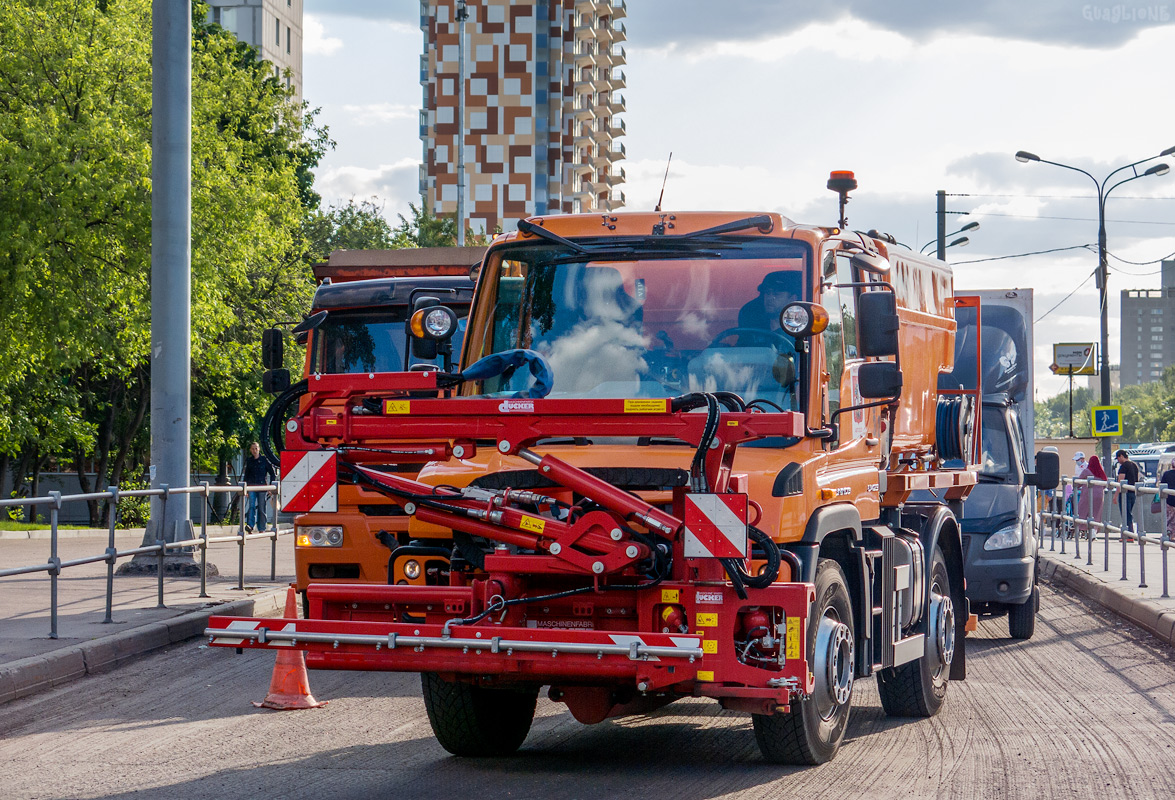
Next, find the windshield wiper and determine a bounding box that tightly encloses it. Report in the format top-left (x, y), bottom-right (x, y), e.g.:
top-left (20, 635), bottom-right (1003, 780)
top-left (673, 214), bottom-right (774, 240)
top-left (548, 246), bottom-right (723, 265)
top-left (517, 219), bottom-right (589, 253)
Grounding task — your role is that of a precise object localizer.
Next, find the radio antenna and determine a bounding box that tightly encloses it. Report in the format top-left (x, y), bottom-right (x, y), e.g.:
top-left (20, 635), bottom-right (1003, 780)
top-left (654, 152), bottom-right (673, 212)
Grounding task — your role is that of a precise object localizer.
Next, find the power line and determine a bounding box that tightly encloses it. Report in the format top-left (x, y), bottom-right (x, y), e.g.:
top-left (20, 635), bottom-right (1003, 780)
top-left (1035, 269), bottom-right (1098, 324)
top-left (1108, 265), bottom-right (1164, 276)
top-left (1105, 248), bottom-right (1175, 266)
top-left (949, 192), bottom-right (1175, 201)
top-left (965, 211), bottom-right (1175, 226)
top-left (952, 244), bottom-right (1093, 265)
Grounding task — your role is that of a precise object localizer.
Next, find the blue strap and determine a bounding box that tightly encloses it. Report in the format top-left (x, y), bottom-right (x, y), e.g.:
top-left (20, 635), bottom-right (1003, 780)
top-left (459, 349), bottom-right (554, 398)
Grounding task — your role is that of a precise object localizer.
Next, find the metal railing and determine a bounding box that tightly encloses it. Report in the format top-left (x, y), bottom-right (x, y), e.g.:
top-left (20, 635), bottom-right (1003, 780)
top-left (0, 481), bottom-right (289, 638)
top-left (1037, 476), bottom-right (1173, 598)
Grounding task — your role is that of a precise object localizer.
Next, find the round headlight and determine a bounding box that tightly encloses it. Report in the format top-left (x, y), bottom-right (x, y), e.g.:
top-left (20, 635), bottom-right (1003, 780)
top-left (403, 559), bottom-right (422, 580)
top-left (780, 305), bottom-right (811, 335)
top-left (309, 529), bottom-right (326, 546)
top-left (424, 308), bottom-right (454, 338)
top-left (326, 528), bottom-right (343, 546)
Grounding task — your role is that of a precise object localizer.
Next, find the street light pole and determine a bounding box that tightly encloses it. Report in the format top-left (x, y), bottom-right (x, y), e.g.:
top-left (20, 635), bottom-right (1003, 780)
top-left (1016, 147), bottom-right (1173, 465)
top-left (455, 0), bottom-right (468, 247)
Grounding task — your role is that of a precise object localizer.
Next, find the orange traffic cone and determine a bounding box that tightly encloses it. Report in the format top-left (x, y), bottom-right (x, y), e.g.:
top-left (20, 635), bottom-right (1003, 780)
top-left (252, 586), bottom-right (327, 710)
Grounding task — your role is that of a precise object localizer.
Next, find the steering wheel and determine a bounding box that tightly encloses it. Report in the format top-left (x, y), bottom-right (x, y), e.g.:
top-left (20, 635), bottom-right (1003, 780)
top-left (706, 327), bottom-right (796, 354)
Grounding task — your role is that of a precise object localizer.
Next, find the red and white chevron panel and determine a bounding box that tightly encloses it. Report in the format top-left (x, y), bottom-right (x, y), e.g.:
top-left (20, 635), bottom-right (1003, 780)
top-left (683, 493), bottom-right (749, 559)
top-left (279, 451), bottom-right (338, 513)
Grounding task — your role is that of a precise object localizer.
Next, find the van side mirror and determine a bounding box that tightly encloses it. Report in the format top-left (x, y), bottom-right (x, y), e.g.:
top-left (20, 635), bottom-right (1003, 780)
top-left (1026, 450), bottom-right (1061, 490)
top-left (262, 328), bottom-right (283, 370)
top-left (857, 291), bottom-right (900, 358)
top-left (858, 361), bottom-right (902, 398)
top-left (263, 368), bottom-right (291, 395)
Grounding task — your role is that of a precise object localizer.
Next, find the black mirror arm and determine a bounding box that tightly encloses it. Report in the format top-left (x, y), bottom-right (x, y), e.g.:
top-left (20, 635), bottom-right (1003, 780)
top-left (829, 396), bottom-right (899, 426)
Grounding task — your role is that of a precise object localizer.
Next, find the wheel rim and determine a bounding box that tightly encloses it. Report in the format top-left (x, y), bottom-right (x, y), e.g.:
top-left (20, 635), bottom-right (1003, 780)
top-left (813, 610), bottom-right (854, 721)
top-left (928, 584), bottom-right (955, 683)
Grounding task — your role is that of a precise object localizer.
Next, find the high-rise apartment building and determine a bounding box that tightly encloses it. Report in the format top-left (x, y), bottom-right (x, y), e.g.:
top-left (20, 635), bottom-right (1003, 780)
top-left (1120, 260), bottom-right (1175, 386)
top-left (419, 0), bottom-right (627, 234)
top-left (205, 0), bottom-right (304, 104)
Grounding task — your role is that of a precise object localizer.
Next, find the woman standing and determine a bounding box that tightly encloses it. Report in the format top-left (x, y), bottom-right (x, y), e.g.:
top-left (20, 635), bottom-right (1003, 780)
top-left (1076, 455), bottom-right (1108, 538)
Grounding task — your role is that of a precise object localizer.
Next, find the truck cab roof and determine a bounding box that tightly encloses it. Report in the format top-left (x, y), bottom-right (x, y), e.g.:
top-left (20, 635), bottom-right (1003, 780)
top-left (312, 274), bottom-right (476, 312)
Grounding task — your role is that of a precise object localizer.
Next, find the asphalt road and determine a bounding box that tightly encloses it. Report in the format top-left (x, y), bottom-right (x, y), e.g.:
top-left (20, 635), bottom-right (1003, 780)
top-left (2, 582), bottom-right (1174, 800)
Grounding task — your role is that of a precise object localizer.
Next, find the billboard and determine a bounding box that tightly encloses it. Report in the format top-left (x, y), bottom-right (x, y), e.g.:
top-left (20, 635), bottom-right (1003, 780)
top-left (1051, 343), bottom-right (1098, 376)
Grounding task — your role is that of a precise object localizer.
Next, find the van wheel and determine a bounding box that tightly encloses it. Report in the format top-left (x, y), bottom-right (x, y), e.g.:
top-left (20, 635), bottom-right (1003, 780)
top-left (877, 546), bottom-right (953, 717)
top-left (753, 559), bottom-right (854, 764)
top-left (421, 673), bottom-right (537, 757)
top-left (1008, 586), bottom-right (1038, 640)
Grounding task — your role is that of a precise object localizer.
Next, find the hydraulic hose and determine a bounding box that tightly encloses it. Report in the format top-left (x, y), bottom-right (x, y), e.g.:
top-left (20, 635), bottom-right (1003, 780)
top-left (259, 380), bottom-right (308, 469)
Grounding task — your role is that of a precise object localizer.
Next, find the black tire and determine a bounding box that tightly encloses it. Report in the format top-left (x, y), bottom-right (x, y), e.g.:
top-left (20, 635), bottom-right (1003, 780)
top-left (421, 672), bottom-right (538, 757)
top-left (753, 559), bottom-right (854, 765)
top-left (876, 545), bottom-right (954, 718)
top-left (1008, 585), bottom-right (1038, 640)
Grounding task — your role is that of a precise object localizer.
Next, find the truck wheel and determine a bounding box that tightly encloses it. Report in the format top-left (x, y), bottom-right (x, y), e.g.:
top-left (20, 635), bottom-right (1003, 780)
top-left (753, 559), bottom-right (854, 765)
top-left (877, 546), bottom-right (954, 718)
top-left (421, 672), bottom-right (537, 757)
top-left (1008, 586), bottom-right (1038, 640)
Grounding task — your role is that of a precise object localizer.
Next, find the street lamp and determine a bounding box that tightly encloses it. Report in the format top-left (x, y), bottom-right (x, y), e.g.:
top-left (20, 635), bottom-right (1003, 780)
top-left (1015, 146), bottom-right (1173, 465)
top-left (920, 220), bottom-right (979, 254)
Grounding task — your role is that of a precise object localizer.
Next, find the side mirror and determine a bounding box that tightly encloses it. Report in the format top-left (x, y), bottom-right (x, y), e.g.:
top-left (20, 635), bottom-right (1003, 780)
top-left (263, 368), bottom-right (291, 395)
top-left (858, 361), bottom-right (902, 399)
top-left (1026, 450), bottom-right (1061, 490)
top-left (857, 291), bottom-right (900, 358)
top-left (292, 310), bottom-right (328, 335)
top-left (261, 328), bottom-right (283, 370)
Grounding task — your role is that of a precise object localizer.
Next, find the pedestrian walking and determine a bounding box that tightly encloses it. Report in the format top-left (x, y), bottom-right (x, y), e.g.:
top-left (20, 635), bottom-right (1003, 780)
top-left (1075, 455), bottom-right (1106, 538)
top-left (1113, 449), bottom-right (1140, 537)
top-left (1160, 462), bottom-right (1175, 542)
top-left (243, 442), bottom-right (276, 533)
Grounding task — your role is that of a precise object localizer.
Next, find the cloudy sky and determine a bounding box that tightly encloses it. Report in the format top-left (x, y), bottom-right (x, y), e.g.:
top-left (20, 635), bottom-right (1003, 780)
top-left (302, 1), bottom-right (1175, 399)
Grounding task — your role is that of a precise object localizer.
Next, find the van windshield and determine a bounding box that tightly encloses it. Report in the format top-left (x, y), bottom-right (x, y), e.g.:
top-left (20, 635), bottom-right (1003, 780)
top-left (312, 308), bottom-right (468, 374)
top-left (468, 238), bottom-right (810, 409)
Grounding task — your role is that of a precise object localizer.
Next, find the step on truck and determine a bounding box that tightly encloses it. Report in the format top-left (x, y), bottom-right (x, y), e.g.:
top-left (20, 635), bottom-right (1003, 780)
top-left (212, 175), bottom-right (978, 765)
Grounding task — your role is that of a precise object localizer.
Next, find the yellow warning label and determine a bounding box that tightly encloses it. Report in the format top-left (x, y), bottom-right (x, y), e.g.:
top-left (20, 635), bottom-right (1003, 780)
top-left (696, 670), bottom-right (715, 682)
top-left (726, 420), bottom-right (739, 426)
top-left (624, 398), bottom-right (669, 413)
top-left (696, 613), bottom-right (719, 627)
top-left (786, 618), bottom-right (801, 660)
top-left (702, 639), bottom-right (718, 654)
top-left (324, 419), bottom-right (338, 425)
top-left (660, 589), bottom-right (680, 603)
top-left (519, 515), bottom-right (546, 534)
top-left (384, 400), bottom-right (410, 414)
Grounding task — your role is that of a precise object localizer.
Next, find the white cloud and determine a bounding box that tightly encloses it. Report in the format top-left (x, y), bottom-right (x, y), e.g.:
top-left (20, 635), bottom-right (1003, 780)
top-left (313, 159), bottom-right (422, 219)
top-left (340, 103), bottom-right (419, 126)
top-left (304, 15), bottom-right (343, 56)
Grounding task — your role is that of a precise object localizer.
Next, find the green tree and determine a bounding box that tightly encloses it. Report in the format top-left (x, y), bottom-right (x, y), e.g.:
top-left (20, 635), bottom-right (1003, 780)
top-left (304, 198), bottom-right (399, 262)
top-left (393, 201), bottom-right (498, 248)
top-left (0, 0), bottom-right (327, 522)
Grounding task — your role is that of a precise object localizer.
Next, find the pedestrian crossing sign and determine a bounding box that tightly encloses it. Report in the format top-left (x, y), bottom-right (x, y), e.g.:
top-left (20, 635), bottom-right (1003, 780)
top-left (1091, 405), bottom-right (1123, 437)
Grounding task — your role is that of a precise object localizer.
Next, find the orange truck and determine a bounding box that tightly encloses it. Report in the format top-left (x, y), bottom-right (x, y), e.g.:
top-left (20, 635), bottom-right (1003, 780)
top-left (261, 247), bottom-right (483, 609)
top-left (222, 174), bottom-right (978, 765)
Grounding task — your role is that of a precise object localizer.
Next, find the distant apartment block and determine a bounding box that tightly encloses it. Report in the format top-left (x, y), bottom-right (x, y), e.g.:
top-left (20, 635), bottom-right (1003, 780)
top-left (206, 0), bottom-right (304, 104)
top-left (1120, 260), bottom-right (1175, 386)
top-left (419, 0), bottom-right (627, 234)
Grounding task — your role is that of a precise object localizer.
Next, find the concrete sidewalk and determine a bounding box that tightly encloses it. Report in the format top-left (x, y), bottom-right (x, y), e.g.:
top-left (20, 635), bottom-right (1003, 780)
top-left (1038, 529), bottom-right (1175, 646)
top-left (0, 527), bottom-right (295, 704)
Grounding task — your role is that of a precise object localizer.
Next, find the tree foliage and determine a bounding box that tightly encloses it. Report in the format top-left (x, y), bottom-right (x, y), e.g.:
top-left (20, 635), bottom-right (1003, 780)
top-left (0, 0), bottom-right (327, 521)
top-left (1034, 369), bottom-right (1175, 444)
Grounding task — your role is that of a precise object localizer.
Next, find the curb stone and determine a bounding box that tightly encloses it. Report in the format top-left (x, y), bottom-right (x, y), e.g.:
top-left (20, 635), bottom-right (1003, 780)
top-left (0, 589), bottom-right (287, 705)
top-left (1041, 556), bottom-right (1175, 647)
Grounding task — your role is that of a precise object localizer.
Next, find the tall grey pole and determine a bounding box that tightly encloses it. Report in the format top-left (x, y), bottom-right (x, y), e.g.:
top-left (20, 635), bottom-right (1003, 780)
top-left (1096, 194), bottom-right (1111, 466)
top-left (455, 0), bottom-right (468, 246)
top-left (124, 0), bottom-right (196, 575)
top-left (936, 190), bottom-right (946, 261)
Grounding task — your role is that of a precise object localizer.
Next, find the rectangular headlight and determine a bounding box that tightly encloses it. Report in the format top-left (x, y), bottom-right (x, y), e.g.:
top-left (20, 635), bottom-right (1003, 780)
top-left (296, 525), bottom-right (344, 547)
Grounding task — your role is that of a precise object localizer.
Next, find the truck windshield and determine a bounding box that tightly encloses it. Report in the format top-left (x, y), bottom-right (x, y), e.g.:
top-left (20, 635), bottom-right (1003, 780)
top-left (467, 238), bottom-right (810, 409)
top-left (311, 309), bottom-right (467, 374)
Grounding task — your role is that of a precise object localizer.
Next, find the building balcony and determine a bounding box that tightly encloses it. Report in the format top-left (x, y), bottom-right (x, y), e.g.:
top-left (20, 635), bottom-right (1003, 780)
top-left (575, 78), bottom-right (594, 96)
top-left (611, 0), bottom-right (627, 20)
top-left (610, 118), bottom-right (626, 137)
top-left (612, 22), bottom-right (626, 43)
top-left (608, 95), bottom-right (626, 115)
top-left (591, 119), bottom-right (611, 143)
top-left (602, 167), bottom-right (626, 187)
top-left (575, 44), bottom-right (597, 67)
top-left (611, 141), bottom-right (626, 160)
top-left (612, 45), bottom-right (627, 65)
top-left (572, 101), bottom-right (595, 120)
top-left (608, 70), bottom-right (626, 90)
